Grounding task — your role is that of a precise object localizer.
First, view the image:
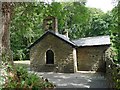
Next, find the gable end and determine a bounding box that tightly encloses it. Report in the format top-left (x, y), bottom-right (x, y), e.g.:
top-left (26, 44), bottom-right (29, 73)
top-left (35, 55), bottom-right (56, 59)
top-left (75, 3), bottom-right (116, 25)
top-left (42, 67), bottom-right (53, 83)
top-left (28, 31), bottom-right (76, 49)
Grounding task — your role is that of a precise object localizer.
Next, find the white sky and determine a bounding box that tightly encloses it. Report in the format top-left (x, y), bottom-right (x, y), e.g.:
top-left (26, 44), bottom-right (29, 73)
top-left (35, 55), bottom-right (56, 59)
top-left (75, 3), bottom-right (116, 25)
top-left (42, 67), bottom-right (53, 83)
top-left (86, 0), bottom-right (114, 12)
top-left (38, 0), bottom-right (115, 12)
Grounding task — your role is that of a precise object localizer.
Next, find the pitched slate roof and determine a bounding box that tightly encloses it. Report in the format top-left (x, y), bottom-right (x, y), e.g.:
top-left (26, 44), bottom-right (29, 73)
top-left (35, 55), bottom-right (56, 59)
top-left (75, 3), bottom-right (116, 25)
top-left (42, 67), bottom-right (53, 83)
top-left (28, 30), bottom-right (76, 49)
top-left (72, 35), bottom-right (111, 47)
top-left (55, 33), bottom-right (76, 46)
top-left (28, 30), bottom-right (111, 49)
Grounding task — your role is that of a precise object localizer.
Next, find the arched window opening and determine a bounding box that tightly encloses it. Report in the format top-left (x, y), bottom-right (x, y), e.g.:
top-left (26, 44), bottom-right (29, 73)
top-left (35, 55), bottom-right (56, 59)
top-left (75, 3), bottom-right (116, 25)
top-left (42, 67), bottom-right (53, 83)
top-left (46, 50), bottom-right (54, 64)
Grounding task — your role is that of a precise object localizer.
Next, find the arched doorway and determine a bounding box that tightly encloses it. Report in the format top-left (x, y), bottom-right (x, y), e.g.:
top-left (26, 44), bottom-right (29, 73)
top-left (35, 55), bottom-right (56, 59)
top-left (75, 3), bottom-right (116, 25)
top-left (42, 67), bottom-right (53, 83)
top-left (46, 50), bottom-right (54, 64)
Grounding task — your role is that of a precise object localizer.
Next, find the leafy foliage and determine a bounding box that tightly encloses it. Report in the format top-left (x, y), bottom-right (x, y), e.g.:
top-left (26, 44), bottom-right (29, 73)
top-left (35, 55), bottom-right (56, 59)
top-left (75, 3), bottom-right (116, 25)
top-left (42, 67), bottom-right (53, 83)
top-left (116, 79), bottom-right (120, 89)
top-left (108, 1), bottom-right (120, 62)
top-left (10, 1), bottom-right (120, 63)
top-left (1, 46), bottom-right (55, 89)
top-left (3, 66), bottom-right (55, 89)
top-left (10, 2), bottom-right (89, 60)
top-left (10, 2), bottom-right (44, 60)
top-left (2, 1), bottom-right (119, 89)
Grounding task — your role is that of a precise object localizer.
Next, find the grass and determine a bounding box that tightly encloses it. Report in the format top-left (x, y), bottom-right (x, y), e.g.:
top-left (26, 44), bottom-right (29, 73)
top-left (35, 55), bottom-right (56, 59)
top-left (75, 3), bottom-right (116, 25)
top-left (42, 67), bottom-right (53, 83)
top-left (14, 60), bottom-right (30, 69)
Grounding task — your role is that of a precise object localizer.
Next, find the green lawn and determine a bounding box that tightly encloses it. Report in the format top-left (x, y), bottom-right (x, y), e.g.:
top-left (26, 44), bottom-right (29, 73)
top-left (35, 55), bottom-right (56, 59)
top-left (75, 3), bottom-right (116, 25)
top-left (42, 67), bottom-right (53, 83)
top-left (14, 60), bottom-right (30, 69)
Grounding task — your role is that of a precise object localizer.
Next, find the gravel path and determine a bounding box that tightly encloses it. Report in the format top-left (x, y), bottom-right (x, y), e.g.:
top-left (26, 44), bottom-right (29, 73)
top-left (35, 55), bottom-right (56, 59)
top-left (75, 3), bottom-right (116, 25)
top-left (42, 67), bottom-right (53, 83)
top-left (30, 71), bottom-right (109, 88)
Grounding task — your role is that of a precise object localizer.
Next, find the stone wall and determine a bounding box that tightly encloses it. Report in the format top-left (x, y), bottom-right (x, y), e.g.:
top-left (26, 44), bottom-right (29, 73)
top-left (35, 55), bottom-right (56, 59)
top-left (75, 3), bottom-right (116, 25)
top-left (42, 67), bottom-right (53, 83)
top-left (30, 34), bottom-right (76, 73)
top-left (105, 48), bottom-right (120, 88)
top-left (77, 46), bottom-right (109, 72)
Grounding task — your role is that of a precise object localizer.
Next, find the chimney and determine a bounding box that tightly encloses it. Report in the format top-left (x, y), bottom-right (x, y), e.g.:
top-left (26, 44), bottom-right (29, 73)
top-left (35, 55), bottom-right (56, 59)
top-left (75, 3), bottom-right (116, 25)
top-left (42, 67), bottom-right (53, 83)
top-left (54, 17), bottom-right (58, 33)
top-left (43, 16), bottom-right (58, 33)
top-left (62, 29), bottom-right (69, 38)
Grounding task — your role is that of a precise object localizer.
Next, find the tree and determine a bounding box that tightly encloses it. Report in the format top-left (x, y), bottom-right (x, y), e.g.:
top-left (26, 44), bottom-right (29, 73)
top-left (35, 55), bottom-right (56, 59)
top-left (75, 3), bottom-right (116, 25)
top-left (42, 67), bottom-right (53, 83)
top-left (0, 2), bottom-right (2, 65)
top-left (2, 2), bottom-right (13, 64)
top-left (10, 2), bottom-right (45, 60)
top-left (10, 2), bottom-right (89, 60)
top-left (0, 2), bottom-right (14, 88)
top-left (9, 1), bottom-right (119, 62)
top-left (110, 1), bottom-right (120, 62)
top-left (87, 8), bottom-right (110, 36)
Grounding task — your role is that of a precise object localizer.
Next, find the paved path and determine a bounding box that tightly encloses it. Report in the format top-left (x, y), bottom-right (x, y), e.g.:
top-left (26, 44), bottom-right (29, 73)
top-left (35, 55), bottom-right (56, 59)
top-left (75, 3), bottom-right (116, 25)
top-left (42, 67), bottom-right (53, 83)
top-left (30, 71), bottom-right (109, 88)
top-left (13, 61), bottom-right (109, 88)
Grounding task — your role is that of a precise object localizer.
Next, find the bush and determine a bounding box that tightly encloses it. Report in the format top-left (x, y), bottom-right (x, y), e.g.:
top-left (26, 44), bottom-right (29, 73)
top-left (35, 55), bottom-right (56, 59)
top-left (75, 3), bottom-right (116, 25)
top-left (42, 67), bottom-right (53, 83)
top-left (116, 79), bottom-right (120, 89)
top-left (3, 66), bottom-right (55, 89)
top-left (1, 50), bottom-right (55, 89)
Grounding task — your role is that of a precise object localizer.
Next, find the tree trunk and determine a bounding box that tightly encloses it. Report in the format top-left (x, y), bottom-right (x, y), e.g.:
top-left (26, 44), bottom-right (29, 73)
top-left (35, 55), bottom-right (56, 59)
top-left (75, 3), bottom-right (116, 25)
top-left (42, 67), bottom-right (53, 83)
top-left (1, 2), bottom-right (13, 65)
top-left (0, 2), bottom-right (3, 65)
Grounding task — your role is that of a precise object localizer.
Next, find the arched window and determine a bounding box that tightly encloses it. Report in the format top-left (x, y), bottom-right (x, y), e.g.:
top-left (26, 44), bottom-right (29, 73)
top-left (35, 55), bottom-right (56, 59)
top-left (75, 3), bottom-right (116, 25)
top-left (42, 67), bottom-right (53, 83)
top-left (46, 50), bottom-right (54, 64)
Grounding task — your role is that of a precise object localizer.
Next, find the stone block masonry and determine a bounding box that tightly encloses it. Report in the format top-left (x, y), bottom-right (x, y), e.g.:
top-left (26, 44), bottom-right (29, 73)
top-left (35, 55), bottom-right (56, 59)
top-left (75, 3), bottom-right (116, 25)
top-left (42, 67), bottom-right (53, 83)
top-left (77, 46), bottom-right (109, 72)
top-left (30, 34), bottom-right (76, 73)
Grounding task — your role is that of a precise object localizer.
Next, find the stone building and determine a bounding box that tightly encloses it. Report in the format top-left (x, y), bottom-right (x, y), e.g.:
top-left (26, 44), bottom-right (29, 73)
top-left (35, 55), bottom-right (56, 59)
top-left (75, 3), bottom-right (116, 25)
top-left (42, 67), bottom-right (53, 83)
top-left (28, 16), bottom-right (110, 73)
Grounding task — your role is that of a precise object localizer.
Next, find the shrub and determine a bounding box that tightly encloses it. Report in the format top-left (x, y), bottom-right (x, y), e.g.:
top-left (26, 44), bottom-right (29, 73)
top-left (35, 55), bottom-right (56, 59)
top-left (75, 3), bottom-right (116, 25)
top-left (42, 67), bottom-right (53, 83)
top-left (3, 66), bottom-right (55, 89)
top-left (116, 79), bottom-right (120, 89)
top-left (1, 50), bottom-right (55, 89)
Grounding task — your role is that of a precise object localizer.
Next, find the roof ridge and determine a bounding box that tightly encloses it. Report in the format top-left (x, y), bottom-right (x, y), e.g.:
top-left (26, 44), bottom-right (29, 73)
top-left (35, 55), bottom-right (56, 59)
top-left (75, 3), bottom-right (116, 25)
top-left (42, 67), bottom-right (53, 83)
top-left (72, 35), bottom-right (110, 41)
top-left (72, 35), bottom-right (110, 47)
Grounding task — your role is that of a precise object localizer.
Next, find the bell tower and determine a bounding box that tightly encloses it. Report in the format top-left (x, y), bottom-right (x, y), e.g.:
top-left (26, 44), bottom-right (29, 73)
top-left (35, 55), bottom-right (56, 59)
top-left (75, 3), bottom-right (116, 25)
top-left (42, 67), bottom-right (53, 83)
top-left (43, 16), bottom-right (58, 33)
